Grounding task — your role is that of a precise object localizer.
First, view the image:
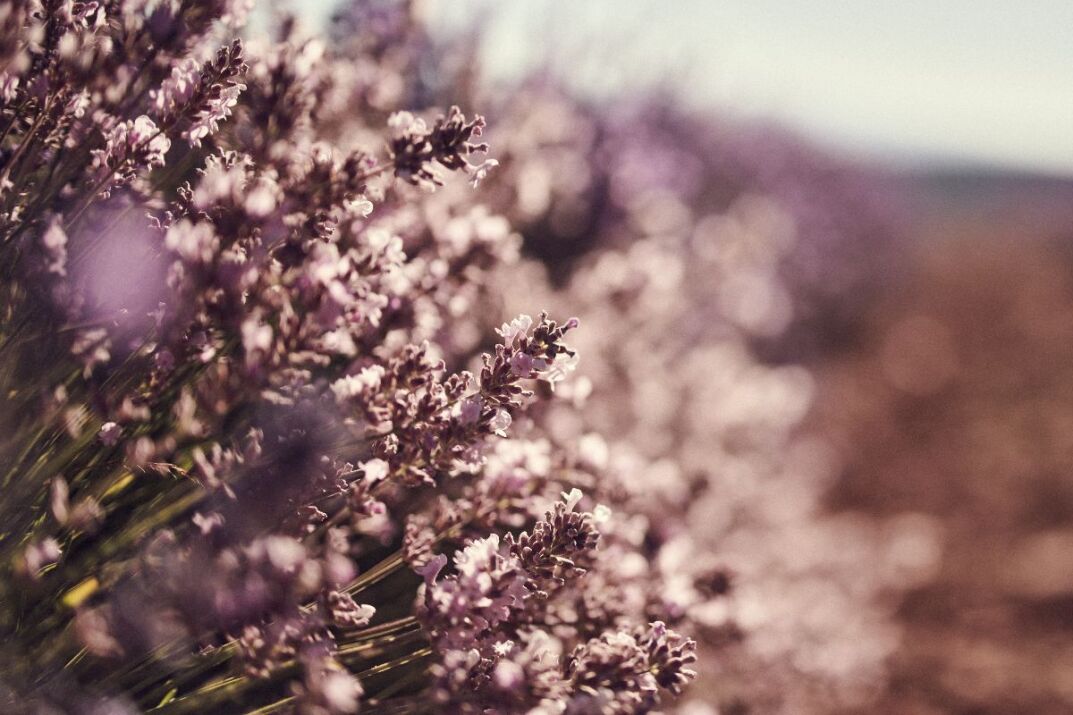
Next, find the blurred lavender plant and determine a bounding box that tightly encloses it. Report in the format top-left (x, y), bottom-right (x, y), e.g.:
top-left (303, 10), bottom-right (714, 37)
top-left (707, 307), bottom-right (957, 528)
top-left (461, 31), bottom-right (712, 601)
top-left (472, 85), bottom-right (939, 713)
top-left (0, 3), bottom-right (700, 713)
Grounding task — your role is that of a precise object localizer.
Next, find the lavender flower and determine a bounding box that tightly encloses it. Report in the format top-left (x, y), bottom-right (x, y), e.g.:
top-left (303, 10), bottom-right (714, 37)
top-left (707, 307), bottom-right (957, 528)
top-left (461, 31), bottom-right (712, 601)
top-left (389, 106), bottom-right (494, 189)
top-left (89, 115), bottom-right (170, 196)
top-left (0, 3), bottom-right (818, 714)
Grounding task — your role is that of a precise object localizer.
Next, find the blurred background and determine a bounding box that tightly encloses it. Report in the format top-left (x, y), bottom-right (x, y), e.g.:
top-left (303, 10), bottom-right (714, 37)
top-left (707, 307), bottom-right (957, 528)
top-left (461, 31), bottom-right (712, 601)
top-left (300, 1), bottom-right (1073, 711)
top-left (313, 0), bottom-right (1073, 174)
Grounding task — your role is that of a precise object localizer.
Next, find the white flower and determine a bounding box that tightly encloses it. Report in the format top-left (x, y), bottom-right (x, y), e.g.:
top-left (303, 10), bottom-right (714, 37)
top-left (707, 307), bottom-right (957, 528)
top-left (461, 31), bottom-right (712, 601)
top-left (192, 511), bottom-right (225, 535)
top-left (455, 534), bottom-right (501, 578)
top-left (468, 158), bottom-right (499, 188)
top-left (346, 195), bottom-right (374, 218)
top-left (261, 535), bottom-right (306, 574)
top-left (41, 216), bottom-right (68, 276)
top-left (240, 315), bottom-right (272, 354)
top-left (490, 408), bottom-right (512, 435)
top-left (192, 159), bottom-right (247, 210)
top-left (543, 351), bottom-right (579, 385)
top-left (578, 433), bottom-right (609, 469)
top-left (330, 365), bottom-right (385, 401)
top-left (496, 314), bottom-right (533, 344)
top-left (593, 504), bottom-right (612, 524)
top-left (165, 219), bottom-right (219, 264)
top-left (0, 73), bottom-right (18, 104)
top-left (318, 668), bottom-right (363, 713)
top-left (320, 328), bottom-right (357, 357)
top-left (493, 659), bottom-right (524, 690)
top-left (244, 182), bottom-right (277, 217)
top-left (359, 458), bottom-right (389, 485)
top-left (561, 488), bottom-right (583, 512)
top-left (130, 116), bottom-right (169, 161)
top-left (99, 421), bottom-right (121, 446)
top-left (366, 229), bottom-right (406, 272)
top-left (150, 58), bottom-right (199, 120)
top-left (387, 110), bottom-right (427, 139)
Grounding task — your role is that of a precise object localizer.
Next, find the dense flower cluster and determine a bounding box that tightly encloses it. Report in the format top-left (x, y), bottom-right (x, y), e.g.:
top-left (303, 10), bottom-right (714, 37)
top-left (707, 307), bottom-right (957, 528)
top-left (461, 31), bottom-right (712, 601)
top-left (465, 86), bottom-right (939, 711)
top-left (0, 3), bottom-right (706, 714)
top-left (0, 1), bottom-right (973, 713)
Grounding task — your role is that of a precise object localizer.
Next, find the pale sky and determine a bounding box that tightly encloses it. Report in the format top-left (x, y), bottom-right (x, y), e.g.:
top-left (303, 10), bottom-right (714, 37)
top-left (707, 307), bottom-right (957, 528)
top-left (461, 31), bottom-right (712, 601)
top-left (308, 0), bottom-right (1073, 175)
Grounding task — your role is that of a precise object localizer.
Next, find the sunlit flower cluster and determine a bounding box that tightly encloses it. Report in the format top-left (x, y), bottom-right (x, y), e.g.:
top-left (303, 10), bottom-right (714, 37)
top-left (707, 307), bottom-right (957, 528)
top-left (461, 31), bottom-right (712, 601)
top-left (475, 87), bottom-right (940, 712)
top-left (0, 1), bottom-right (964, 714)
top-left (0, 3), bottom-right (702, 713)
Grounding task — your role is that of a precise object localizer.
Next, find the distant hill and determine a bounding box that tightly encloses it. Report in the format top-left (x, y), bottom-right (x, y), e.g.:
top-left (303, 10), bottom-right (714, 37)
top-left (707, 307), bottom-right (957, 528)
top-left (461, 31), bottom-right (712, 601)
top-left (894, 165), bottom-right (1073, 241)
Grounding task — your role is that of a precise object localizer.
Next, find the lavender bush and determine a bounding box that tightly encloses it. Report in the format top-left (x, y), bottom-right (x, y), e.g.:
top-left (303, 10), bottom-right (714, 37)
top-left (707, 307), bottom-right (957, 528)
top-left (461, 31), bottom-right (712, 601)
top-left (447, 80), bottom-right (936, 712)
top-left (0, 3), bottom-right (703, 713)
top-left (0, 1), bottom-right (957, 713)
